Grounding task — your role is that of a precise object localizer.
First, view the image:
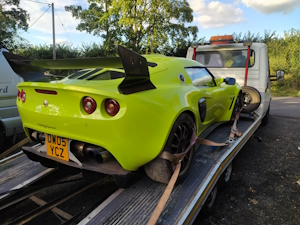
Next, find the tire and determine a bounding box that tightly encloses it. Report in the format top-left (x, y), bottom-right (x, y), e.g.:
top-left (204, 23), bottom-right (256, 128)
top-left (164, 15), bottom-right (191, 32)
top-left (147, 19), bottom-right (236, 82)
top-left (202, 183), bottom-right (219, 215)
top-left (241, 86), bottom-right (261, 113)
top-left (144, 113), bottom-right (195, 184)
top-left (261, 104), bottom-right (270, 125)
top-left (219, 161), bottom-right (233, 191)
top-left (0, 132), bottom-right (5, 154)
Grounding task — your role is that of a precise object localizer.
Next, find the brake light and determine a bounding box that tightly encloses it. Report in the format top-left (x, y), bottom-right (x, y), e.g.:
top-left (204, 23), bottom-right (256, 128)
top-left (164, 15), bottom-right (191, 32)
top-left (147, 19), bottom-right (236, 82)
top-left (105, 99), bottom-right (120, 116)
top-left (21, 90), bottom-right (26, 103)
top-left (35, 89), bottom-right (57, 95)
top-left (83, 97), bottom-right (97, 114)
top-left (18, 90), bottom-right (21, 100)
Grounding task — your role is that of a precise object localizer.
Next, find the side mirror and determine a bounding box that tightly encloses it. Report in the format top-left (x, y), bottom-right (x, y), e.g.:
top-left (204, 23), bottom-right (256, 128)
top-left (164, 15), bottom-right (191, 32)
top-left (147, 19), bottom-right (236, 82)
top-left (276, 70), bottom-right (284, 81)
top-left (224, 77), bottom-right (236, 85)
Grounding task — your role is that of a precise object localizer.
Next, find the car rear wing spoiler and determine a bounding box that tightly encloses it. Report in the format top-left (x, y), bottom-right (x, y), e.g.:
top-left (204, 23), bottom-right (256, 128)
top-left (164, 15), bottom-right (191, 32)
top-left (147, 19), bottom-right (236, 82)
top-left (4, 45), bottom-right (156, 94)
top-left (3, 52), bottom-right (50, 82)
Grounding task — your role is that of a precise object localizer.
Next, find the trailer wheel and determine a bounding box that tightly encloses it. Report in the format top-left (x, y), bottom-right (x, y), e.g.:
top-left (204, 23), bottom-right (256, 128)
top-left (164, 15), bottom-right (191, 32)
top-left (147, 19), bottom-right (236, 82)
top-left (202, 183), bottom-right (218, 215)
top-left (242, 86), bottom-right (261, 113)
top-left (261, 104), bottom-right (270, 125)
top-left (0, 132), bottom-right (4, 154)
top-left (220, 161), bottom-right (233, 191)
top-left (144, 113), bottom-right (195, 184)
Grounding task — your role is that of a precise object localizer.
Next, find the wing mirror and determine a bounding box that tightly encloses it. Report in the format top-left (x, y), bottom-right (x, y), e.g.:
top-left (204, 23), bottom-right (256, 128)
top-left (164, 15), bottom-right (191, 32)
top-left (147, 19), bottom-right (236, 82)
top-left (224, 77), bottom-right (236, 85)
top-left (276, 70), bottom-right (284, 81)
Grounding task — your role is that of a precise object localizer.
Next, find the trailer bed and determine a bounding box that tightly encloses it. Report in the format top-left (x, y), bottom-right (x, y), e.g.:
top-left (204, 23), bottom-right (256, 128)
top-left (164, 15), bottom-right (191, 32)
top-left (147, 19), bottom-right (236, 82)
top-left (80, 116), bottom-right (261, 225)
top-left (0, 152), bottom-right (54, 200)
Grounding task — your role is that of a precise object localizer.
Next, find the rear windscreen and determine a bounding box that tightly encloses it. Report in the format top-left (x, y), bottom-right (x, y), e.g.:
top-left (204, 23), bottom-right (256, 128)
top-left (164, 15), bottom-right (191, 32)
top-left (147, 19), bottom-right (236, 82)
top-left (88, 71), bottom-right (125, 80)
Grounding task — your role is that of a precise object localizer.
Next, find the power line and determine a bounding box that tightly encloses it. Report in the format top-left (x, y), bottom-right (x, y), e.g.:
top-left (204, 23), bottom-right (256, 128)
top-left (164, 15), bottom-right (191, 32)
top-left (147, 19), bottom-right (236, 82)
top-left (20, 5), bottom-right (51, 35)
top-left (25, 0), bottom-right (50, 5)
top-left (57, 15), bottom-right (73, 44)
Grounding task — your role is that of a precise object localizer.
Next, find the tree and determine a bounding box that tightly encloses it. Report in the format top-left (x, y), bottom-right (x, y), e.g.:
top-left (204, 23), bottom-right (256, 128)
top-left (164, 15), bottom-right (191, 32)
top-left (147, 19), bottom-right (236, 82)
top-left (65, 0), bottom-right (121, 56)
top-left (0, 0), bottom-right (29, 51)
top-left (65, 0), bottom-right (198, 55)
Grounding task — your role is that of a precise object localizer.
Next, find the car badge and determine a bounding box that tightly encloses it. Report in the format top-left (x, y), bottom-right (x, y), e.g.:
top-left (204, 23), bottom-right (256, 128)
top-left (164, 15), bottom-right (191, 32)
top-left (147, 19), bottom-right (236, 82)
top-left (43, 100), bottom-right (49, 107)
top-left (178, 74), bottom-right (185, 83)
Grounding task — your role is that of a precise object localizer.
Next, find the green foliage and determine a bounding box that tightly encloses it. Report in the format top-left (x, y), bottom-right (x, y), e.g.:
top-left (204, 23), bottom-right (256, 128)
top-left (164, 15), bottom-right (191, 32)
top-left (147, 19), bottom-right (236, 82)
top-left (17, 44), bottom-right (79, 59)
top-left (65, 0), bottom-right (120, 56)
top-left (65, 0), bottom-right (198, 55)
top-left (15, 43), bottom-right (107, 59)
top-left (268, 29), bottom-right (300, 93)
top-left (0, 0), bottom-right (29, 51)
top-left (233, 29), bottom-right (300, 94)
top-left (233, 30), bottom-right (276, 44)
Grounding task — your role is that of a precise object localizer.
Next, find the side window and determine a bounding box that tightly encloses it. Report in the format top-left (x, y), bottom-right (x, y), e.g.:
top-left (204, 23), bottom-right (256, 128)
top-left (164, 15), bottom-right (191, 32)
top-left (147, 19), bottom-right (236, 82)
top-left (185, 67), bottom-right (214, 87)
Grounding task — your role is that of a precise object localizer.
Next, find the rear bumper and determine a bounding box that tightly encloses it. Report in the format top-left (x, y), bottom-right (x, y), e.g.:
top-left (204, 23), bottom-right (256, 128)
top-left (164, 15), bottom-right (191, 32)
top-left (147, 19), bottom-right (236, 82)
top-left (23, 145), bottom-right (129, 175)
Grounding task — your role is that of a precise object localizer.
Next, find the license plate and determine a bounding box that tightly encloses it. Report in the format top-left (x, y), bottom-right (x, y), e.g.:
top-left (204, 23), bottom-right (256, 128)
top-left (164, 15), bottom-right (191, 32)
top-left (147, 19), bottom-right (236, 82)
top-left (46, 134), bottom-right (69, 161)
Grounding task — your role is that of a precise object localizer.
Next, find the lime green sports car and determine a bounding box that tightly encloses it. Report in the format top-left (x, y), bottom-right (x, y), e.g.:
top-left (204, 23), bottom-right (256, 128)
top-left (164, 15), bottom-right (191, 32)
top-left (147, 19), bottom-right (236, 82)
top-left (12, 46), bottom-right (242, 186)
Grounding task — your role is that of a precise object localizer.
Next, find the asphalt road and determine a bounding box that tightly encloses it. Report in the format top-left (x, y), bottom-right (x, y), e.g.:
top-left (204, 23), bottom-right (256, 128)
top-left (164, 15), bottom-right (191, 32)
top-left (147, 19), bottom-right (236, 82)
top-left (271, 97), bottom-right (300, 118)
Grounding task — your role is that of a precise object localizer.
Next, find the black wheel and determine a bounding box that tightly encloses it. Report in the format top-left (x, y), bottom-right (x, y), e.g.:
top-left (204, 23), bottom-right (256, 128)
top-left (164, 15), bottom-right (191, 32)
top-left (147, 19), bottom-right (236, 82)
top-left (231, 92), bottom-right (243, 120)
top-left (261, 104), bottom-right (270, 125)
top-left (144, 113), bottom-right (195, 184)
top-left (220, 161), bottom-right (233, 191)
top-left (202, 183), bottom-right (218, 215)
top-left (242, 86), bottom-right (261, 113)
top-left (0, 131), bottom-right (5, 154)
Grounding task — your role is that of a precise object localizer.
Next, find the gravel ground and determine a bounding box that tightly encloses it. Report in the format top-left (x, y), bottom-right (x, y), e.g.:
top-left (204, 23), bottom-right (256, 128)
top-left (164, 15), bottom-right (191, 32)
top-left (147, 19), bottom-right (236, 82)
top-left (194, 115), bottom-right (300, 225)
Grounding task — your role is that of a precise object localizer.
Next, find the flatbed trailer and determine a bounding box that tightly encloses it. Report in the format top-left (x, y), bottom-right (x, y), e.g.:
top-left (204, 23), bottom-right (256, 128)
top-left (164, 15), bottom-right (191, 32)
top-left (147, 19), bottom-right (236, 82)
top-left (78, 114), bottom-right (261, 225)
top-left (0, 151), bottom-right (54, 201)
top-left (0, 114), bottom-right (261, 224)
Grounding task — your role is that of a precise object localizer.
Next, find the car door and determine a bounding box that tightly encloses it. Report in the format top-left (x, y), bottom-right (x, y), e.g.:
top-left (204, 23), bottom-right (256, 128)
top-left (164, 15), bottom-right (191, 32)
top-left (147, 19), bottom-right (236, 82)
top-left (185, 67), bottom-right (228, 124)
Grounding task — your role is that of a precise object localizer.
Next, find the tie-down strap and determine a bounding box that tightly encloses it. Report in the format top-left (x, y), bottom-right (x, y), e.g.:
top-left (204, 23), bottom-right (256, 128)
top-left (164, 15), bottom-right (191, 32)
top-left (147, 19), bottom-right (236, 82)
top-left (159, 138), bottom-right (227, 165)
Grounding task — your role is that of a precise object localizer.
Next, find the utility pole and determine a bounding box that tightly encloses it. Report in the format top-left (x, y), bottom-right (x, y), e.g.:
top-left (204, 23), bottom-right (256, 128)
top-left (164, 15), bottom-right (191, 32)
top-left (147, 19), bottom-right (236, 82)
top-left (52, 3), bottom-right (56, 59)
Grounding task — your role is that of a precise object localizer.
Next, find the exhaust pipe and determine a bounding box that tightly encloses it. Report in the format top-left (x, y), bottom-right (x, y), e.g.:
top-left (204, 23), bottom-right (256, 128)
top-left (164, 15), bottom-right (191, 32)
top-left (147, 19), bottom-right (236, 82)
top-left (95, 151), bottom-right (112, 164)
top-left (70, 141), bottom-right (108, 162)
top-left (83, 144), bottom-right (105, 161)
top-left (31, 131), bottom-right (45, 143)
top-left (70, 141), bottom-right (85, 157)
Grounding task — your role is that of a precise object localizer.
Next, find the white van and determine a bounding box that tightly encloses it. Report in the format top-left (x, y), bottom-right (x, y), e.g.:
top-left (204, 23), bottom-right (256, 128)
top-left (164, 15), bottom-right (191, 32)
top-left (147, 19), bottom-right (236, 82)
top-left (0, 47), bottom-right (24, 151)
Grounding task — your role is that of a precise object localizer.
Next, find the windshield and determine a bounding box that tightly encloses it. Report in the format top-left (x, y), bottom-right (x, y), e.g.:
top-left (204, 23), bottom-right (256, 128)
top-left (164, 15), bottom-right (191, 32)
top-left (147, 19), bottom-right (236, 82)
top-left (195, 50), bottom-right (255, 68)
top-left (185, 67), bottom-right (214, 87)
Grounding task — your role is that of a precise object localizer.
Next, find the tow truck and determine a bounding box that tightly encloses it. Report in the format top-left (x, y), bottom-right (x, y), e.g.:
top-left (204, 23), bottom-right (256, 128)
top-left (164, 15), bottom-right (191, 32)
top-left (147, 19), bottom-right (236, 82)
top-left (0, 35), bottom-right (281, 224)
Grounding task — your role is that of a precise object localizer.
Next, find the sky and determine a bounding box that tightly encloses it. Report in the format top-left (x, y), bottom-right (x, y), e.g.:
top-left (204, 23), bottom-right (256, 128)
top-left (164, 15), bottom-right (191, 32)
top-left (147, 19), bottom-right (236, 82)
top-left (18, 0), bottom-right (300, 47)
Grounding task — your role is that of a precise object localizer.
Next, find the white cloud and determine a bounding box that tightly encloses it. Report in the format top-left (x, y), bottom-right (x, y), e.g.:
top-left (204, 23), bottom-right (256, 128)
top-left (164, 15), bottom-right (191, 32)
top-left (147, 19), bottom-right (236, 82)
top-left (241, 0), bottom-right (300, 14)
top-left (189, 0), bottom-right (245, 28)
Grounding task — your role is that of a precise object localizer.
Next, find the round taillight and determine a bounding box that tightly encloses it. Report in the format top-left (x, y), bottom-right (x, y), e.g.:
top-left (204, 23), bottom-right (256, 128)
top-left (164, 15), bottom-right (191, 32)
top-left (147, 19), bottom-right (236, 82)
top-left (18, 90), bottom-right (21, 100)
top-left (21, 90), bottom-right (26, 102)
top-left (105, 99), bottom-right (120, 116)
top-left (83, 97), bottom-right (97, 114)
